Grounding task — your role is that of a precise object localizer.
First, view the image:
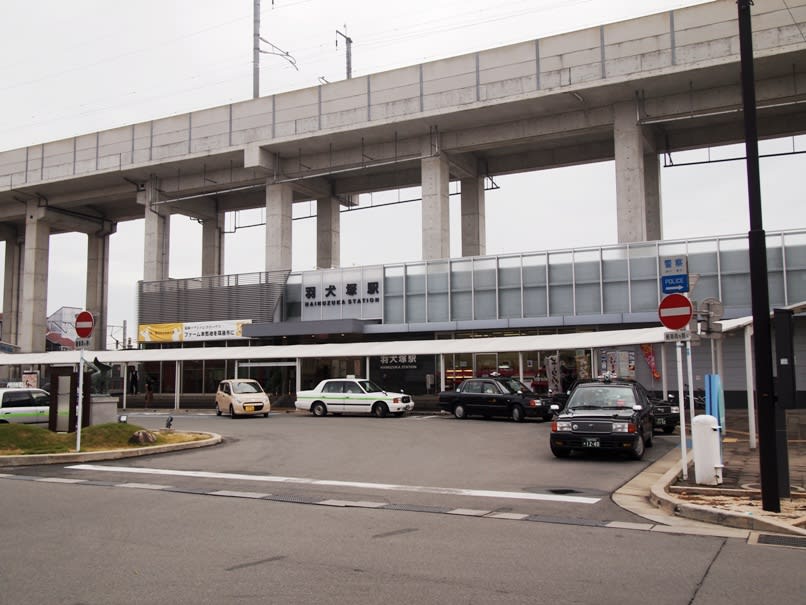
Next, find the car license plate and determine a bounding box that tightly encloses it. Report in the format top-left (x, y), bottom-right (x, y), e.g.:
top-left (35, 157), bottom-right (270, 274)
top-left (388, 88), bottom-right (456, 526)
top-left (582, 438), bottom-right (600, 448)
top-left (656, 417), bottom-right (665, 425)
top-left (245, 405), bottom-right (254, 412)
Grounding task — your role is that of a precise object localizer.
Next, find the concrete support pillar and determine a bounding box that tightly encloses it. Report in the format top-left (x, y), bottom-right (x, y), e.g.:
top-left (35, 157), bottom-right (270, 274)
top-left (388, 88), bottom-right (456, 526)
top-left (421, 155), bottom-right (450, 260)
top-left (1, 229), bottom-right (22, 346)
top-left (316, 196), bottom-right (340, 269)
top-left (201, 212), bottom-right (225, 276)
top-left (460, 177), bottom-right (486, 257)
top-left (266, 182), bottom-right (293, 272)
top-left (86, 233), bottom-right (110, 350)
top-left (20, 201), bottom-right (50, 353)
top-left (140, 176), bottom-right (170, 282)
top-left (643, 143), bottom-right (662, 241)
top-left (614, 101), bottom-right (662, 243)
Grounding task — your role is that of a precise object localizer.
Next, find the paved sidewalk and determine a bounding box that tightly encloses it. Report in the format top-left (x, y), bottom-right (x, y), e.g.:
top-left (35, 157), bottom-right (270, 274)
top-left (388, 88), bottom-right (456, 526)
top-left (619, 408), bottom-right (806, 537)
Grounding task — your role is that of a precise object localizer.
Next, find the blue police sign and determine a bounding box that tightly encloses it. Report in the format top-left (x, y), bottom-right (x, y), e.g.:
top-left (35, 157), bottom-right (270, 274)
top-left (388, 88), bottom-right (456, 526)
top-left (662, 273), bottom-right (690, 294)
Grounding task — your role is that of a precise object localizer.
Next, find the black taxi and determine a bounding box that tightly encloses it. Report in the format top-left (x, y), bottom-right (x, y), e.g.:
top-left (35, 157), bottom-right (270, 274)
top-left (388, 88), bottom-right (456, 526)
top-left (549, 375), bottom-right (654, 460)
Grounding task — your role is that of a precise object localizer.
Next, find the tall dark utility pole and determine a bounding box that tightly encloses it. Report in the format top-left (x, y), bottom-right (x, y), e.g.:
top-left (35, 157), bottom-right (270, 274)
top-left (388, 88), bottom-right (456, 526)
top-left (737, 0), bottom-right (779, 512)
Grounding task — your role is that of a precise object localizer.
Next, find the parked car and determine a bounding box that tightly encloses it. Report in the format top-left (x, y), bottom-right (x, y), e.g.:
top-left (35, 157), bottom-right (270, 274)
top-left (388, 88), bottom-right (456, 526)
top-left (295, 377), bottom-right (414, 417)
top-left (549, 375), bottom-right (654, 459)
top-left (215, 379), bottom-right (271, 418)
top-left (438, 376), bottom-right (553, 422)
top-left (650, 394), bottom-right (680, 434)
top-left (0, 387), bottom-right (50, 424)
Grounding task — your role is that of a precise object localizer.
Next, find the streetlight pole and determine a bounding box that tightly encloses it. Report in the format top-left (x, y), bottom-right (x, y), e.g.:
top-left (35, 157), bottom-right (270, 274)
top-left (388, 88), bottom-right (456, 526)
top-left (737, 0), bottom-right (779, 512)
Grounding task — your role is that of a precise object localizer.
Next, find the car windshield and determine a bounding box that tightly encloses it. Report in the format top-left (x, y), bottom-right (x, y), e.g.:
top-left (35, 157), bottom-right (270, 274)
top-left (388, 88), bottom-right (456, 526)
top-left (358, 380), bottom-right (384, 393)
top-left (233, 381), bottom-right (263, 394)
top-left (496, 378), bottom-right (528, 394)
top-left (566, 385), bottom-right (635, 410)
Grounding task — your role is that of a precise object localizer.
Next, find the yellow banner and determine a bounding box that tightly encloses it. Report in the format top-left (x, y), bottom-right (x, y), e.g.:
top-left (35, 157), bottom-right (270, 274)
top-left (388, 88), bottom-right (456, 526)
top-left (138, 323), bottom-right (184, 343)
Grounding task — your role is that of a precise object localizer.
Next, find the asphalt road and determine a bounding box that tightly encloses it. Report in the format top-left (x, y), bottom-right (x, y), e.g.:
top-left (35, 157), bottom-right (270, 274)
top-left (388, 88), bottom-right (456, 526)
top-left (1, 412), bottom-right (803, 604)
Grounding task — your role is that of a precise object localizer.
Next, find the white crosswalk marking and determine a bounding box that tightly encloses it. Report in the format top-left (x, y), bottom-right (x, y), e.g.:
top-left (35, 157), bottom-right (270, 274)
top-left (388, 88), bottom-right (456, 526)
top-left (67, 464), bottom-right (600, 504)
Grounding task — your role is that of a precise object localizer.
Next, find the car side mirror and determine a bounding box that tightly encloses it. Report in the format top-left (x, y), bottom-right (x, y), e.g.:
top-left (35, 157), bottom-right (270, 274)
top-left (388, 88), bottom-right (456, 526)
top-left (633, 404), bottom-right (643, 411)
top-left (550, 404), bottom-right (560, 412)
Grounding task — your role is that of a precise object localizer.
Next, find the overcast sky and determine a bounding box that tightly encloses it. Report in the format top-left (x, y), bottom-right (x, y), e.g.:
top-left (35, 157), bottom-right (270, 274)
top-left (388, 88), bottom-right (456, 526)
top-left (1, 0), bottom-right (804, 348)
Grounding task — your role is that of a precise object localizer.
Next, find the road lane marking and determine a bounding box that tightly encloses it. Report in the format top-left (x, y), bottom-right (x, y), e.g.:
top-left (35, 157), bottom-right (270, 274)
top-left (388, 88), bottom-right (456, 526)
top-left (67, 464), bottom-right (600, 504)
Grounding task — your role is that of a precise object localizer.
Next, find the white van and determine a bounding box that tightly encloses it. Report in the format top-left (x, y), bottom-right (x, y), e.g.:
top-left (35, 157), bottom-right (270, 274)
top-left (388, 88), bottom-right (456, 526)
top-left (0, 388), bottom-right (51, 424)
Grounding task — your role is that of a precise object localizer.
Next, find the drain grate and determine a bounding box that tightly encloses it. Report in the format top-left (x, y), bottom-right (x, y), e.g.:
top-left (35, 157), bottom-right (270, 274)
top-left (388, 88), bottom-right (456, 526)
top-left (757, 534), bottom-right (806, 549)
top-left (548, 488), bottom-right (582, 495)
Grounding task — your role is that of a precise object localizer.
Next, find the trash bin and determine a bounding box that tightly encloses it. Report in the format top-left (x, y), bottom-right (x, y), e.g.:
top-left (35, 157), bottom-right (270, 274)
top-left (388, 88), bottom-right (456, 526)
top-left (692, 414), bottom-right (723, 485)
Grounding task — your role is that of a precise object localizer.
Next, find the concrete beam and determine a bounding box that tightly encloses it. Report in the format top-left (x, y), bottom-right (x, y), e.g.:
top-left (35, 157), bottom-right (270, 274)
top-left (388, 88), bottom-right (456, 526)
top-left (165, 197), bottom-right (219, 222)
top-left (41, 208), bottom-right (116, 236)
top-left (244, 144), bottom-right (275, 173)
top-left (285, 176), bottom-right (332, 201)
top-left (446, 152), bottom-right (478, 179)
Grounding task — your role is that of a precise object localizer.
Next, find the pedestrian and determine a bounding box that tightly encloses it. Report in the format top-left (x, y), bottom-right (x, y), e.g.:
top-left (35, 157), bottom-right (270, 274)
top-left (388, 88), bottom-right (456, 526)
top-left (144, 380), bottom-right (154, 408)
top-left (129, 367), bottom-right (138, 395)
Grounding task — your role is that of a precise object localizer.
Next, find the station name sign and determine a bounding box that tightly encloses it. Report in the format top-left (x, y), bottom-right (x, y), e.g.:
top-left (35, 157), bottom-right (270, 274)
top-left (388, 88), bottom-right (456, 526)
top-left (302, 266), bottom-right (383, 321)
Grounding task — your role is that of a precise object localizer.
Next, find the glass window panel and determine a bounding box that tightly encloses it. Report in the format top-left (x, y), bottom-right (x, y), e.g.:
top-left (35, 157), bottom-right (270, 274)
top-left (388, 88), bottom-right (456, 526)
top-left (406, 294), bottom-right (426, 323)
top-left (406, 264), bottom-right (426, 294)
top-left (524, 286), bottom-right (547, 317)
top-left (575, 284), bottom-right (600, 314)
top-left (603, 281), bottom-right (628, 313)
top-left (474, 291), bottom-right (497, 319)
top-left (523, 253), bottom-right (547, 287)
top-left (384, 266), bottom-right (405, 295)
top-left (427, 262), bottom-right (450, 293)
top-left (549, 284), bottom-right (573, 315)
top-left (630, 280), bottom-right (659, 313)
top-left (428, 293), bottom-right (449, 322)
top-left (451, 291), bottom-right (473, 320)
top-left (384, 295), bottom-right (404, 323)
top-left (473, 258), bottom-right (497, 289)
top-left (498, 256), bottom-right (522, 288)
top-left (498, 287), bottom-right (522, 318)
top-left (573, 250), bottom-right (600, 283)
top-left (451, 259), bottom-right (473, 290)
top-left (629, 254), bottom-right (657, 280)
top-left (548, 252), bottom-right (573, 285)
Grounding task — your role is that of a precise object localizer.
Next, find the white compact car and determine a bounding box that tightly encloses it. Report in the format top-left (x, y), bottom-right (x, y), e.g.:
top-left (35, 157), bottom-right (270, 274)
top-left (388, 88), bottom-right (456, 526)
top-left (0, 387), bottom-right (51, 424)
top-left (295, 377), bottom-right (414, 417)
top-left (215, 379), bottom-right (271, 418)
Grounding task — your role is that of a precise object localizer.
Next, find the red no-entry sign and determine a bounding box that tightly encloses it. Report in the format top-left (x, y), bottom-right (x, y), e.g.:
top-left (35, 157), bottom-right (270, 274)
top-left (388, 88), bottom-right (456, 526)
top-left (658, 294), bottom-right (693, 330)
top-left (75, 310), bottom-right (95, 339)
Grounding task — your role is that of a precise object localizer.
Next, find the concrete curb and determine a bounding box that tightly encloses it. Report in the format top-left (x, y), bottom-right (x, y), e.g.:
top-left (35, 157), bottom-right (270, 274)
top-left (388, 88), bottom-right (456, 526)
top-left (0, 431), bottom-right (222, 467)
top-left (648, 448), bottom-right (806, 537)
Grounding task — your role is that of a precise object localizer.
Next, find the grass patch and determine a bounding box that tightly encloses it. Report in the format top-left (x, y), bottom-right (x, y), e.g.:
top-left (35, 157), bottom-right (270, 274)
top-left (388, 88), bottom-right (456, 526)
top-left (0, 423), bottom-right (207, 456)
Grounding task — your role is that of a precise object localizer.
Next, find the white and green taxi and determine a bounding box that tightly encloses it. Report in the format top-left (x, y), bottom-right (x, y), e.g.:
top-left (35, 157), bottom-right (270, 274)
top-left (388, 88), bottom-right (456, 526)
top-left (295, 376), bottom-right (414, 418)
